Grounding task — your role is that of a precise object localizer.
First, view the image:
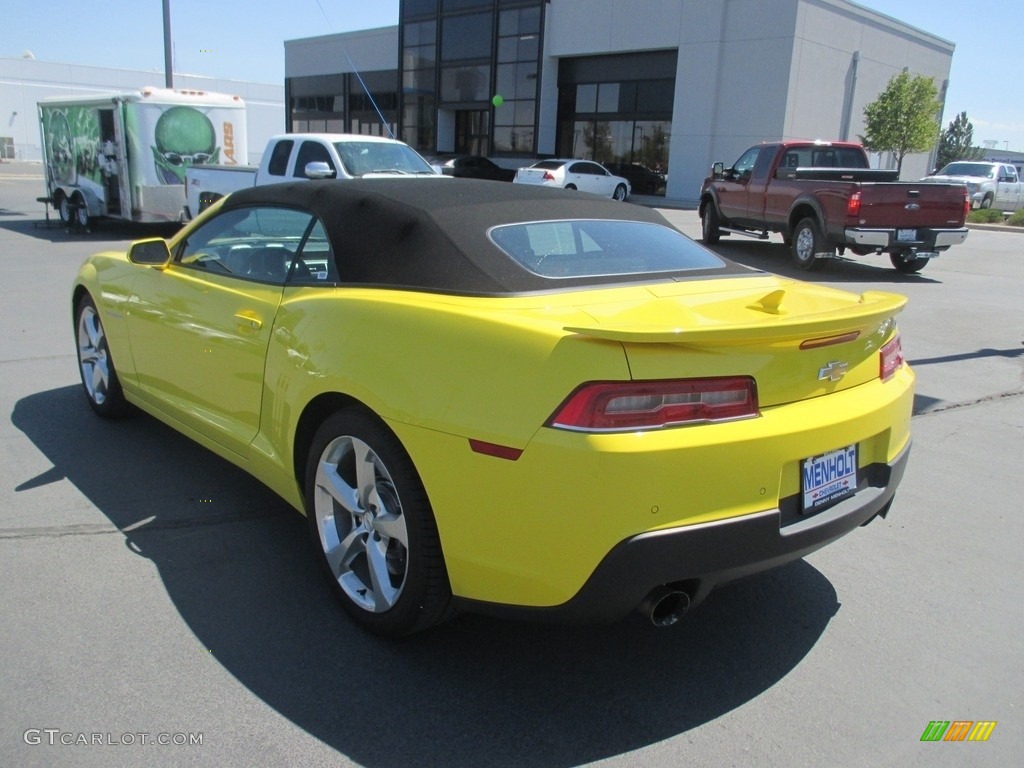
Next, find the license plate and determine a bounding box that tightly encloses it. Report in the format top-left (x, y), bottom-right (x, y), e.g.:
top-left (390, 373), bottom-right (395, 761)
top-left (802, 445), bottom-right (857, 512)
top-left (897, 228), bottom-right (917, 242)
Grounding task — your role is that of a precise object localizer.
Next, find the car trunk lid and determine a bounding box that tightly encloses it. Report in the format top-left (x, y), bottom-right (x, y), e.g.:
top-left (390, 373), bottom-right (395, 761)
top-left (566, 278), bottom-right (906, 407)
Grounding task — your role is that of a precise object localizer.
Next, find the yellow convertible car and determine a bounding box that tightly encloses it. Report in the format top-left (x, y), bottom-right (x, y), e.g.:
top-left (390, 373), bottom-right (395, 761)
top-left (72, 179), bottom-right (914, 635)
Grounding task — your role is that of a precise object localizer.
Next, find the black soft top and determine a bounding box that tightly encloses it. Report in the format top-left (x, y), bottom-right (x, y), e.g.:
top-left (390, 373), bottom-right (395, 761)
top-left (222, 178), bottom-right (745, 294)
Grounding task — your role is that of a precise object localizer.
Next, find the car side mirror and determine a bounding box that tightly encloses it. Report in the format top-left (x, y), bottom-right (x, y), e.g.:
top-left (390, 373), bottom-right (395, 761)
top-left (304, 161), bottom-right (336, 180)
top-left (712, 161), bottom-right (724, 180)
top-left (127, 238), bottom-right (171, 267)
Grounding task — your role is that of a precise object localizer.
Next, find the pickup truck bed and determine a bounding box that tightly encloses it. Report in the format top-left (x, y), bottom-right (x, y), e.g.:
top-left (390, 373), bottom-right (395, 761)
top-left (185, 164), bottom-right (256, 218)
top-left (700, 141), bottom-right (969, 273)
top-left (183, 133), bottom-right (441, 220)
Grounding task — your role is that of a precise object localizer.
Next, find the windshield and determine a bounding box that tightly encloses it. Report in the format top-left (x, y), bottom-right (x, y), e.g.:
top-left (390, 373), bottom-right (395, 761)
top-left (333, 141), bottom-right (436, 177)
top-left (937, 162), bottom-right (995, 178)
top-left (489, 220), bottom-right (725, 279)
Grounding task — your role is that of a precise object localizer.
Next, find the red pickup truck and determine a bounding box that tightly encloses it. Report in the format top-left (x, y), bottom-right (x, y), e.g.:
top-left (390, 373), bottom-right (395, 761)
top-left (699, 141), bottom-right (970, 273)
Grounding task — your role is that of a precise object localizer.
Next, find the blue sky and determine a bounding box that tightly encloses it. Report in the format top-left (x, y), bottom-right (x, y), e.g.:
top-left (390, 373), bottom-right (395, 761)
top-left (3, 0), bottom-right (1022, 151)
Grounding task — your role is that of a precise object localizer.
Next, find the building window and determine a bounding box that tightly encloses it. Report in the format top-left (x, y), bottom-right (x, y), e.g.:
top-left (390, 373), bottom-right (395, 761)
top-left (557, 51), bottom-right (676, 196)
top-left (492, 3), bottom-right (541, 155)
top-left (399, 0), bottom-right (543, 156)
top-left (441, 12), bottom-right (493, 61)
top-left (441, 64), bottom-right (491, 102)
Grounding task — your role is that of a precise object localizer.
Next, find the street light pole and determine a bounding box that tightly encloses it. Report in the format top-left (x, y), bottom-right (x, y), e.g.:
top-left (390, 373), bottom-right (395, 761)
top-left (163, 0), bottom-right (173, 88)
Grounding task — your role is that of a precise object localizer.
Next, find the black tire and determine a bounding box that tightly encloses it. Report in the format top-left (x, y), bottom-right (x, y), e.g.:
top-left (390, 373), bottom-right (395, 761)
top-left (565, 184), bottom-right (577, 191)
top-left (701, 203), bottom-right (721, 244)
top-left (75, 294), bottom-right (129, 417)
top-left (890, 252), bottom-right (930, 273)
top-left (57, 194), bottom-right (74, 226)
top-left (980, 194), bottom-right (993, 209)
top-left (791, 217), bottom-right (828, 271)
top-left (305, 409), bottom-right (452, 636)
top-left (72, 193), bottom-right (93, 232)
top-left (612, 184), bottom-right (628, 201)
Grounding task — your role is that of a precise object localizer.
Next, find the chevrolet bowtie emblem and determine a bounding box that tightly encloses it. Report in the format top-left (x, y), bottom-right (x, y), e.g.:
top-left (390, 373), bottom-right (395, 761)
top-left (818, 361), bottom-right (849, 382)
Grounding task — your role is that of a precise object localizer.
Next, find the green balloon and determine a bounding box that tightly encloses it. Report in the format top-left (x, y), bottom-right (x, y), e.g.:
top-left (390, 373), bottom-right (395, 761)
top-left (491, 95), bottom-right (504, 108)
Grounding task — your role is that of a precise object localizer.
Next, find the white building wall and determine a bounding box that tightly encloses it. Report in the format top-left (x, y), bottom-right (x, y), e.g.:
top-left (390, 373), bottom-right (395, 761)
top-left (284, 27), bottom-right (398, 76)
top-left (0, 57), bottom-right (284, 164)
top-left (788, 0), bottom-right (955, 180)
top-left (542, 0), bottom-right (954, 200)
top-left (544, 0), bottom-right (685, 55)
top-left (671, 0), bottom-right (798, 200)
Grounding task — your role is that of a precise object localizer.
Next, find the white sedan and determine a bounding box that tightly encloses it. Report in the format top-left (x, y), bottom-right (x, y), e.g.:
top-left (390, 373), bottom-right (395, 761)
top-left (513, 159), bottom-right (631, 200)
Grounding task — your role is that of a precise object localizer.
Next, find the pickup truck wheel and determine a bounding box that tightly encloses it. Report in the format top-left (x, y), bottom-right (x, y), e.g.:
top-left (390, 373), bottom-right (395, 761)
top-left (980, 194), bottom-right (993, 209)
top-left (791, 217), bottom-right (826, 271)
top-left (890, 252), bottom-right (929, 273)
top-left (701, 204), bottom-right (721, 244)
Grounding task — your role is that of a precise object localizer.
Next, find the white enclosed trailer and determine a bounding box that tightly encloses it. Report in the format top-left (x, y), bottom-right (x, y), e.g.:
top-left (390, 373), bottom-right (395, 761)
top-left (38, 86), bottom-right (247, 227)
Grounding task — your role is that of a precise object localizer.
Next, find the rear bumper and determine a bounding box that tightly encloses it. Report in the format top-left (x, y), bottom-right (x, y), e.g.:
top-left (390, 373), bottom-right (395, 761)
top-left (457, 440), bottom-right (910, 624)
top-left (845, 227), bottom-right (968, 252)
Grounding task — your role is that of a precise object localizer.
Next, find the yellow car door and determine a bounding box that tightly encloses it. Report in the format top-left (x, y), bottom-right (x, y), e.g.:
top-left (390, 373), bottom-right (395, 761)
top-left (127, 206), bottom-right (317, 457)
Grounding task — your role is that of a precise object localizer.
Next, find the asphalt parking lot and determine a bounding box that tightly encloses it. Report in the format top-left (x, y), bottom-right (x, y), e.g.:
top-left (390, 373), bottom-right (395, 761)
top-left (1, 164), bottom-right (1021, 768)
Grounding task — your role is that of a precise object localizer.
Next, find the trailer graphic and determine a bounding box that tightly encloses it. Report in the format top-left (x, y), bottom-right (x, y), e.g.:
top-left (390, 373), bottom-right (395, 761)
top-left (38, 87), bottom-right (246, 228)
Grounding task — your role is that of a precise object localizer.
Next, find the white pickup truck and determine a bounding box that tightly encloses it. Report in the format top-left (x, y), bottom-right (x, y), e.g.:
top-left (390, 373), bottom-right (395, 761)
top-left (183, 133), bottom-right (441, 220)
top-left (924, 161), bottom-right (1023, 212)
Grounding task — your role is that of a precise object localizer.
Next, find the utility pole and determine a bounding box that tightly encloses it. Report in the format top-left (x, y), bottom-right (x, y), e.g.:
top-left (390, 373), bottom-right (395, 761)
top-left (163, 0), bottom-right (173, 88)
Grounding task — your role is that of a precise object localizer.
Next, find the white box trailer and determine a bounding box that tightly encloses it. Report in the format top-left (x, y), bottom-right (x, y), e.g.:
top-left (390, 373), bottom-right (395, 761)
top-left (38, 86), bottom-right (247, 227)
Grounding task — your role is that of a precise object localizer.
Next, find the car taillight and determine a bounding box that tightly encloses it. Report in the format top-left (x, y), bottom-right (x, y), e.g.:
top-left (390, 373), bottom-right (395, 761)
top-left (543, 171), bottom-right (556, 181)
top-left (880, 334), bottom-right (904, 381)
top-left (963, 189), bottom-right (971, 219)
top-left (847, 190), bottom-right (861, 217)
top-left (548, 377), bottom-right (759, 432)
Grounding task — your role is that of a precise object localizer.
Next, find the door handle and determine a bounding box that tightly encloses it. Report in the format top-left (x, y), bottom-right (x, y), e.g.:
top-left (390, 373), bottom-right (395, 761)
top-left (234, 311), bottom-right (263, 330)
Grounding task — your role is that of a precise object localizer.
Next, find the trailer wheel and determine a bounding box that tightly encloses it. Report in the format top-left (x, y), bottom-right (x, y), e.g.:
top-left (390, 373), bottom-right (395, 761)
top-left (71, 193), bottom-right (93, 232)
top-left (57, 194), bottom-right (74, 226)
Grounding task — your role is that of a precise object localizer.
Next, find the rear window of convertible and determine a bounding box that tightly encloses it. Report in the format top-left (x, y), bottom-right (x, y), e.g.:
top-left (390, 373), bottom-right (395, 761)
top-left (488, 220), bottom-right (725, 279)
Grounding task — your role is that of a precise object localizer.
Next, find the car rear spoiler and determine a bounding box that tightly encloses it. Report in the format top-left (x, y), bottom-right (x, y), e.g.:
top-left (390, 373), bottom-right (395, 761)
top-left (563, 290), bottom-right (907, 346)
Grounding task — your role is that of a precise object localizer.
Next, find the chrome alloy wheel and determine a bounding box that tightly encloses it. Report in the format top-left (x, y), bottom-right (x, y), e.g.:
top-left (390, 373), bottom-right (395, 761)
top-left (313, 435), bottom-right (410, 613)
top-left (794, 226), bottom-right (816, 263)
top-left (77, 303), bottom-right (112, 406)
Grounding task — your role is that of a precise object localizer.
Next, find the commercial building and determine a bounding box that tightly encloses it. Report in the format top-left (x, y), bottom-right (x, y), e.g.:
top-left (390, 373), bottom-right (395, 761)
top-left (0, 55), bottom-right (284, 165)
top-left (285, 0), bottom-right (956, 202)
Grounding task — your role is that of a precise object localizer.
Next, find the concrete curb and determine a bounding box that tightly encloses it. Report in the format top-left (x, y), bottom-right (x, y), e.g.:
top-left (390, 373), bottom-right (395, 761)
top-left (966, 221), bottom-right (1024, 234)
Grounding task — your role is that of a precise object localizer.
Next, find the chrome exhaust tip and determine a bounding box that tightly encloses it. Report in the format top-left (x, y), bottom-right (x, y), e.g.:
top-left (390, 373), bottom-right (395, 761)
top-left (637, 586), bottom-right (690, 628)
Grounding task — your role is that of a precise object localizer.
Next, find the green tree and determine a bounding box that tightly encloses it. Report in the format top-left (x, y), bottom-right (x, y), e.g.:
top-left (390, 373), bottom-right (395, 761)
top-left (935, 111), bottom-right (985, 170)
top-left (859, 71), bottom-right (942, 175)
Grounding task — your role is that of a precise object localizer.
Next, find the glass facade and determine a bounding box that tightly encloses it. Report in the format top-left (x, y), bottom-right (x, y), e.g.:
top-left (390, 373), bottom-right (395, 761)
top-left (287, 3), bottom-right (675, 187)
top-left (400, 0), bottom-right (544, 157)
top-left (557, 51), bottom-right (677, 196)
top-left (287, 70), bottom-right (399, 137)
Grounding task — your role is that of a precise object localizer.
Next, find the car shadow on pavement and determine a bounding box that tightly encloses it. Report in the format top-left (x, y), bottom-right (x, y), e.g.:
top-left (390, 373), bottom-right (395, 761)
top-left (709, 240), bottom-right (942, 284)
top-left (12, 386), bottom-right (843, 768)
top-left (0, 216), bottom-right (180, 244)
